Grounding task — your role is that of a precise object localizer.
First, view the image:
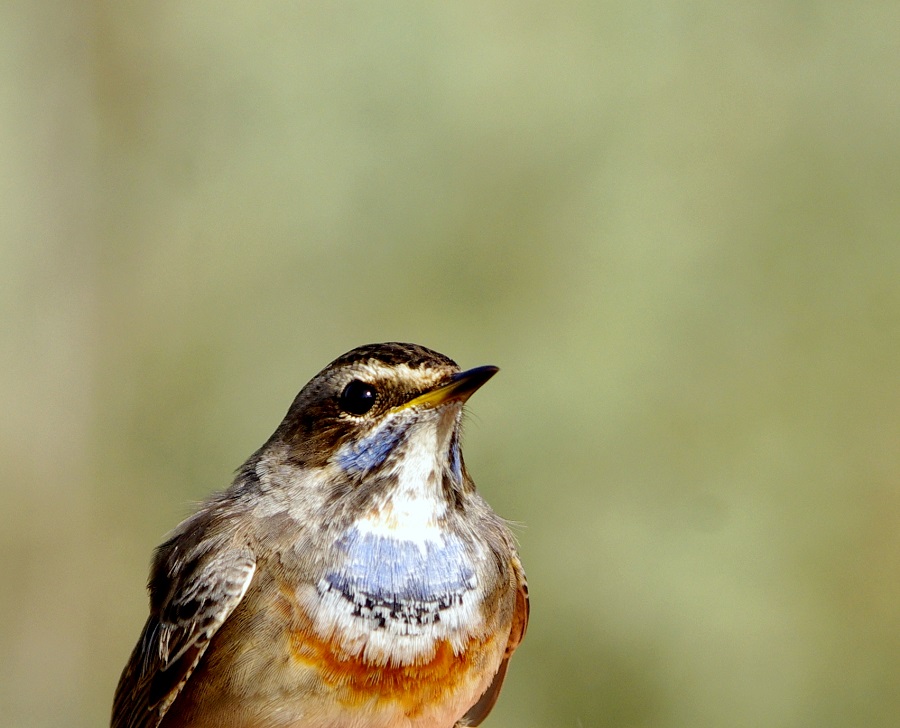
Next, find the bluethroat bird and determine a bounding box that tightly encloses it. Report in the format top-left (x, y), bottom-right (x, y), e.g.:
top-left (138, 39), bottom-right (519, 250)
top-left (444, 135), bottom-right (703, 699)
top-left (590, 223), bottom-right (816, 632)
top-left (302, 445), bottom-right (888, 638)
top-left (113, 343), bottom-right (528, 728)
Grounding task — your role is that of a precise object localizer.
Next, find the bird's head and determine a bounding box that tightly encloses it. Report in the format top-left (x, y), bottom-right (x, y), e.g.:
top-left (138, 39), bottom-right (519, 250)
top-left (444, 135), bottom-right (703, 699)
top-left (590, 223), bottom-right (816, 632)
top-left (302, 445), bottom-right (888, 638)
top-left (264, 343), bottom-right (497, 509)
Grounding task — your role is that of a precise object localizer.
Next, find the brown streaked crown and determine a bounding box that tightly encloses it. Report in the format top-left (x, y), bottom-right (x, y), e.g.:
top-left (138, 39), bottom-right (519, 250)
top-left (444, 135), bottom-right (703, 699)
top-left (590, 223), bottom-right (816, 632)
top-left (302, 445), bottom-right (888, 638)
top-left (325, 342), bottom-right (458, 372)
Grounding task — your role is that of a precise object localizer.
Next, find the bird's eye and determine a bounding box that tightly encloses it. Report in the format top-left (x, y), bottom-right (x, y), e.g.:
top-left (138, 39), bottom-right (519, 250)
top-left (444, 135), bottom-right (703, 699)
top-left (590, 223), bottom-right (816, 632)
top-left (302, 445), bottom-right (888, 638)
top-left (339, 380), bottom-right (377, 415)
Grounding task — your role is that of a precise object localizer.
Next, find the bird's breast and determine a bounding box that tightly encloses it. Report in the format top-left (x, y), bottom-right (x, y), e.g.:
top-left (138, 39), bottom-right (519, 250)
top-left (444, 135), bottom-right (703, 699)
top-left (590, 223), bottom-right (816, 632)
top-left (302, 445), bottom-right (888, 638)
top-left (285, 619), bottom-right (500, 722)
top-left (293, 509), bottom-right (489, 669)
top-left (323, 527), bottom-right (477, 626)
top-left (288, 430), bottom-right (494, 682)
top-left (265, 523), bottom-right (501, 726)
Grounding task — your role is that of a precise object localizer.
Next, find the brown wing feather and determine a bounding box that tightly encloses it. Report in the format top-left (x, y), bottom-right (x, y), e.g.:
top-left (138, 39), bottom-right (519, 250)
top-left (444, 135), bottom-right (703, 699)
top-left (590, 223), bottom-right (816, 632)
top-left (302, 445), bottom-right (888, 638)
top-left (112, 524), bottom-right (256, 728)
top-left (461, 557), bottom-right (529, 727)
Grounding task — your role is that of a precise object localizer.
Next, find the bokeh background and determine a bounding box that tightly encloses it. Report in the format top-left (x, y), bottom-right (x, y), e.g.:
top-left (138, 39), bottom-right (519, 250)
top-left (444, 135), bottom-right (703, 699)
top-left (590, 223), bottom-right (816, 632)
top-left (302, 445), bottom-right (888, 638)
top-left (2, 3), bottom-right (899, 727)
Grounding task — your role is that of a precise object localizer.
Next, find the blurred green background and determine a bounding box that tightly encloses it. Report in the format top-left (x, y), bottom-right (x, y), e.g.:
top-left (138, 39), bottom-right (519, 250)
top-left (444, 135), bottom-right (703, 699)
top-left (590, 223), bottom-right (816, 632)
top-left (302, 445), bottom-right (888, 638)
top-left (2, 2), bottom-right (899, 727)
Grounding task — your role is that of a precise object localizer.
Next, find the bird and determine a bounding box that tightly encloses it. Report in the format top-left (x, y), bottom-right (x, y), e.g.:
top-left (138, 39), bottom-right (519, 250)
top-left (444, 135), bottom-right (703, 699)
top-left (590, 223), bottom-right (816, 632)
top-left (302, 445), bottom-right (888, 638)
top-left (112, 342), bottom-right (528, 728)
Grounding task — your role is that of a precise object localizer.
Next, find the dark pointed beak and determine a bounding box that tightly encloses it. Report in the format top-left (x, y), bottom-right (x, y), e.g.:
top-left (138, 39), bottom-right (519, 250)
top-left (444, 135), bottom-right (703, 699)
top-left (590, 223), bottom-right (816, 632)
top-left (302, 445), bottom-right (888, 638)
top-left (402, 365), bottom-right (499, 409)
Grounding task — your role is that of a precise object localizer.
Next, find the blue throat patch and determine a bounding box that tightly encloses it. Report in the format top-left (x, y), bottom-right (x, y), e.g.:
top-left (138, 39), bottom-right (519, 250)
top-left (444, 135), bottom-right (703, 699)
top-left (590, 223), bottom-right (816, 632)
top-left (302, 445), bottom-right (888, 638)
top-left (324, 527), bottom-right (476, 624)
top-left (336, 420), bottom-right (409, 474)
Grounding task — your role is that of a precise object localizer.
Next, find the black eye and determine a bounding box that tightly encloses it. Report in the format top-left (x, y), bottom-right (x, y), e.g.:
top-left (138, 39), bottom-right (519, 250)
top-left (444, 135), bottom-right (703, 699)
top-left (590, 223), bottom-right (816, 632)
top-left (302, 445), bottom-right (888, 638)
top-left (339, 380), bottom-right (377, 415)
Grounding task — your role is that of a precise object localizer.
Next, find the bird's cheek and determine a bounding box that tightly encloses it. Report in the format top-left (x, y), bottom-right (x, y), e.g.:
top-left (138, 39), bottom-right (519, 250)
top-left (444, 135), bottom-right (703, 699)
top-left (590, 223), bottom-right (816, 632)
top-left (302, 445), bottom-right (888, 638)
top-left (335, 422), bottom-right (408, 474)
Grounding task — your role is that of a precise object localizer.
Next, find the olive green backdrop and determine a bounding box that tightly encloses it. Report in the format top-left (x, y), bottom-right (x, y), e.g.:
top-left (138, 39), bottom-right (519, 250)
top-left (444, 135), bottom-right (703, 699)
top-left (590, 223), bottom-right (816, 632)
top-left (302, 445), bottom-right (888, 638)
top-left (2, 3), bottom-right (898, 727)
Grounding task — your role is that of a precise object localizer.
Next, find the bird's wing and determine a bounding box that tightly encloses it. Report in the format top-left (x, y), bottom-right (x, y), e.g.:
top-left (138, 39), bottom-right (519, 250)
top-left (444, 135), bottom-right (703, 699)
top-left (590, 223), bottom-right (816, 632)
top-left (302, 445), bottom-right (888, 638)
top-left (112, 535), bottom-right (256, 728)
top-left (461, 556), bottom-right (530, 727)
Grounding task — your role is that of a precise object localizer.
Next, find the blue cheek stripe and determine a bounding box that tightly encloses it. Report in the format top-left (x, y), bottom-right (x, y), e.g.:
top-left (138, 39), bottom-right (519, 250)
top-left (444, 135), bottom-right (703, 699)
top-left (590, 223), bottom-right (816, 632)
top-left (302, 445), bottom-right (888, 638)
top-left (449, 429), bottom-right (462, 483)
top-left (337, 421), bottom-right (408, 473)
top-left (325, 528), bottom-right (476, 603)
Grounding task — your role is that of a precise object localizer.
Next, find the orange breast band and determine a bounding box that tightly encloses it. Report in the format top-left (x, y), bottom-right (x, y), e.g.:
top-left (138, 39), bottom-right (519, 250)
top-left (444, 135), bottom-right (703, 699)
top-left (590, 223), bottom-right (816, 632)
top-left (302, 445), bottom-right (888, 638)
top-left (288, 623), bottom-right (492, 716)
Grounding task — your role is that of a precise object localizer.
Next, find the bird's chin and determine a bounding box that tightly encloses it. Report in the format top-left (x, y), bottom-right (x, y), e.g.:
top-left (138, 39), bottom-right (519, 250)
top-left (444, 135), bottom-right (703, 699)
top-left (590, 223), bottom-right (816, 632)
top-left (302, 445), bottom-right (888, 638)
top-left (412, 399), bottom-right (463, 444)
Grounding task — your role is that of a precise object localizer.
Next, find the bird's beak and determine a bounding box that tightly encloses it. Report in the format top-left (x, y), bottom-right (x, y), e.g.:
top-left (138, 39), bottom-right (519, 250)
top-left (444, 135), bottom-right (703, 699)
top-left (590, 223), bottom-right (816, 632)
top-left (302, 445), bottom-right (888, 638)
top-left (401, 365), bottom-right (499, 410)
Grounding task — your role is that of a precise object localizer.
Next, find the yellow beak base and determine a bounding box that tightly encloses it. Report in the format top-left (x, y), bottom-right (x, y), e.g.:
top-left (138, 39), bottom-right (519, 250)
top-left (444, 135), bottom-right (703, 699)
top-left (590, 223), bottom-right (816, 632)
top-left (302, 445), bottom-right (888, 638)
top-left (402, 365), bottom-right (499, 409)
